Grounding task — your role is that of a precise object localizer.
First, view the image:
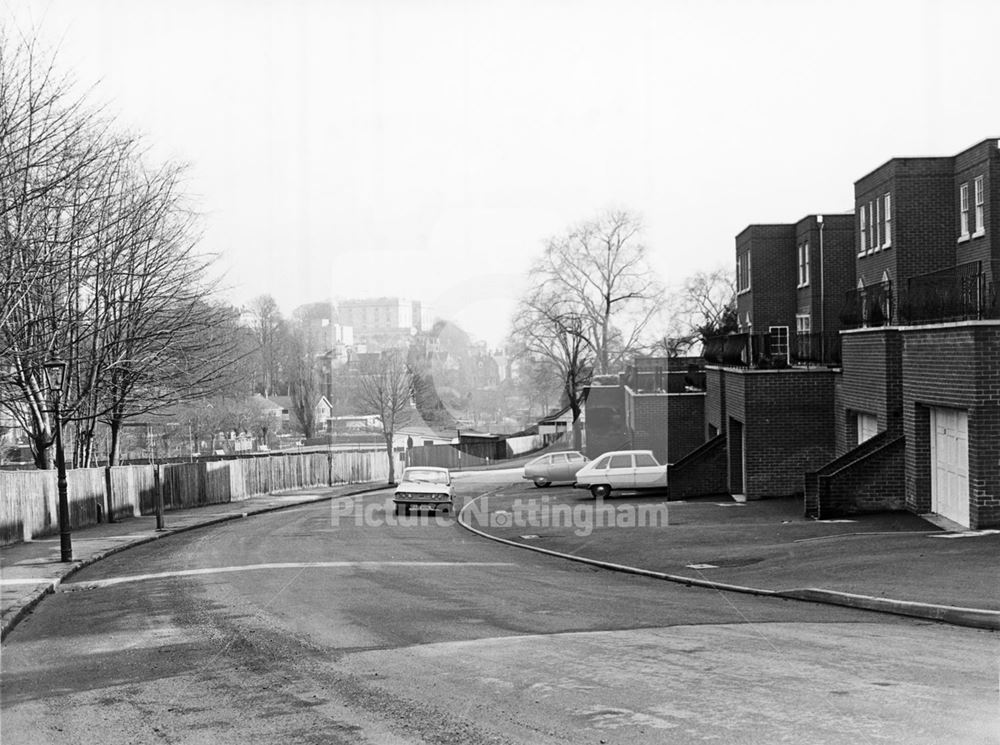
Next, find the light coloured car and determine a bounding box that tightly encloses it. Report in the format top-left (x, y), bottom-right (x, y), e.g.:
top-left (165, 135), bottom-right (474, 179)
top-left (572, 450), bottom-right (668, 499)
top-left (522, 451), bottom-right (589, 487)
top-left (393, 466), bottom-right (454, 515)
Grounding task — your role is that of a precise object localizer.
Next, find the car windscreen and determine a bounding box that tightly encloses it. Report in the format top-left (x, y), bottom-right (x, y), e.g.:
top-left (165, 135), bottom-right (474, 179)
top-left (402, 469), bottom-right (449, 484)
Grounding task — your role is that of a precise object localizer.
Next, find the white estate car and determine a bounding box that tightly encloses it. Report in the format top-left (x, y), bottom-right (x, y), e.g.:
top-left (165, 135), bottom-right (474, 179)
top-left (572, 450), bottom-right (668, 499)
top-left (393, 466), bottom-right (454, 515)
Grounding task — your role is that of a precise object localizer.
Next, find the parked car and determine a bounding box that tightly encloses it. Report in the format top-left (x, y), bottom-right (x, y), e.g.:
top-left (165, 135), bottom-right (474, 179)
top-left (522, 451), bottom-right (589, 487)
top-left (393, 466), bottom-right (454, 515)
top-left (572, 450), bottom-right (668, 499)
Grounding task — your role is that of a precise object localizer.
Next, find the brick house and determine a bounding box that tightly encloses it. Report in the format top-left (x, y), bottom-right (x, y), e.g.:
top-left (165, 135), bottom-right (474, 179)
top-left (697, 138), bottom-right (1000, 529)
top-left (583, 357), bottom-right (706, 466)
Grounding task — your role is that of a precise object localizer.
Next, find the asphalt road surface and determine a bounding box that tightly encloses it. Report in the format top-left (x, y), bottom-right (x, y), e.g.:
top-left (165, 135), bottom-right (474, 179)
top-left (2, 471), bottom-right (996, 744)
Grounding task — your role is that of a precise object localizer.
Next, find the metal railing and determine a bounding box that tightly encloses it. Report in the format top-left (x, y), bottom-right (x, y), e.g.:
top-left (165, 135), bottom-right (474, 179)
top-left (840, 280), bottom-right (893, 329)
top-left (704, 332), bottom-right (840, 368)
top-left (899, 262), bottom-right (998, 323)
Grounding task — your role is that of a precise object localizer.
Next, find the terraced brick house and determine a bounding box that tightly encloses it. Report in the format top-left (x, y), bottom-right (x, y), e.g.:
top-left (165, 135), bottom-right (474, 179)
top-left (671, 138), bottom-right (1000, 529)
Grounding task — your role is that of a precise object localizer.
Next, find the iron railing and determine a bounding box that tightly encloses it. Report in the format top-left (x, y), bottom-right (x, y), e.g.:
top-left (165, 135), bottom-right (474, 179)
top-left (899, 262), bottom-right (998, 323)
top-left (840, 280), bottom-right (893, 329)
top-left (704, 332), bottom-right (841, 368)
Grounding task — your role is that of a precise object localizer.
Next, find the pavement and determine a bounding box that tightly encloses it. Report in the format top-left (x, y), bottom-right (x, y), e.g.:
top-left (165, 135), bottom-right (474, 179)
top-left (2, 474), bottom-right (998, 640)
top-left (456, 485), bottom-right (1000, 631)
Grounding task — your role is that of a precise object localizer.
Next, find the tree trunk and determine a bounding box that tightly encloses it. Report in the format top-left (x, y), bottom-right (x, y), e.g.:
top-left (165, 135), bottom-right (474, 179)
top-left (384, 432), bottom-right (395, 484)
top-left (108, 419), bottom-right (123, 466)
top-left (31, 433), bottom-right (53, 470)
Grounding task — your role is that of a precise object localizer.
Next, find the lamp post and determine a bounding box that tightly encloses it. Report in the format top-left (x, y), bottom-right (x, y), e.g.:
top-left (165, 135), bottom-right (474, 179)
top-left (44, 360), bottom-right (73, 562)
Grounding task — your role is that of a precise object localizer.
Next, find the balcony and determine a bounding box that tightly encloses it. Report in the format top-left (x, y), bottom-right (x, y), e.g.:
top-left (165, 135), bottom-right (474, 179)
top-left (840, 281), bottom-right (893, 329)
top-left (703, 331), bottom-right (841, 368)
top-left (899, 262), bottom-right (998, 324)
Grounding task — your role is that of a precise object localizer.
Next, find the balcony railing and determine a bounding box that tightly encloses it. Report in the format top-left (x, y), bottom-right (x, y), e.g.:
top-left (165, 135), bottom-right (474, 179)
top-left (899, 261), bottom-right (998, 324)
top-left (703, 332), bottom-right (841, 368)
top-left (840, 281), bottom-right (893, 329)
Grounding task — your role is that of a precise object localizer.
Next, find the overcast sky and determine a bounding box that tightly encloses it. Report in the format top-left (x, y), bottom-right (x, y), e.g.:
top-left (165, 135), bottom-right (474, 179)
top-left (8, 0), bottom-right (1000, 346)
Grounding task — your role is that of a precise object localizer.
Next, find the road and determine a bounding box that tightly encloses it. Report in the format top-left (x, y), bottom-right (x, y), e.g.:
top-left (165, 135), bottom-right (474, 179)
top-left (1, 470), bottom-right (996, 744)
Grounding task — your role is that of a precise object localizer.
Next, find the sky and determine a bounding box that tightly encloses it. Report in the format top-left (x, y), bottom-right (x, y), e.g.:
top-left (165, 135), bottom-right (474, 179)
top-left (7, 0), bottom-right (1000, 346)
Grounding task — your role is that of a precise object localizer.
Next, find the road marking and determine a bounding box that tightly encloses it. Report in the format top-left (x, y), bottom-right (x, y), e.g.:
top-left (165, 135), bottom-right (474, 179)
top-left (63, 562), bottom-right (518, 589)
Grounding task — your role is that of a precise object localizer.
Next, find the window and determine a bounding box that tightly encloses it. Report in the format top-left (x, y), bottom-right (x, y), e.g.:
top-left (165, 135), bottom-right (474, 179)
top-left (960, 183), bottom-right (970, 239)
top-left (883, 192), bottom-right (892, 247)
top-left (797, 242), bottom-right (810, 287)
top-left (868, 201), bottom-right (875, 252)
top-left (737, 251), bottom-right (751, 293)
top-left (608, 454), bottom-right (632, 469)
top-left (796, 314), bottom-right (811, 334)
top-left (973, 176), bottom-right (985, 236)
top-left (769, 326), bottom-right (789, 360)
top-left (593, 456), bottom-right (611, 470)
top-left (859, 206), bottom-right (867, 254)
top-left (634, 453), bottom-right (659, 467)
top-left (875, 199), bottom-right (882, 248)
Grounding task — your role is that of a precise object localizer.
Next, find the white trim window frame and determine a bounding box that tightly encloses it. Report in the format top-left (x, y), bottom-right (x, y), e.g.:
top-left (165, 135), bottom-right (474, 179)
top-left (883, 192), bottom-right (892, 247)
top-left (795, 313), bottom-right (811, 334)
top-left (859, 206), bottom-right (868, 255)
top-left (797, 242), bottom-right (810, 287)
top-left (867, 201), bottom-right (876, 254)
top-left (874, 198), bottom-right (881, 249)
top-left (973, 176), bottom-right (985, 237)
top-left (959, 182), bottom-right (970, 241)
top-left (769, 325), bottom-right (789, 360)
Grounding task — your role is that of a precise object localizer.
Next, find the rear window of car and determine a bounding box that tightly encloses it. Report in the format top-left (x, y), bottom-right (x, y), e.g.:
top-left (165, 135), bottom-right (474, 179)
top-left (608, 454), bottom-right (632, 469)
top-left (402, 469), bottom-right (449, 484)
top-left (634, 453), bottom-right (659, 467)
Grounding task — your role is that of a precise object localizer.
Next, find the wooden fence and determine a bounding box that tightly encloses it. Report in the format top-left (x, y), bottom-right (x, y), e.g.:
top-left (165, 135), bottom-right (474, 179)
top-left (0, 448), bottom-right (390, 547)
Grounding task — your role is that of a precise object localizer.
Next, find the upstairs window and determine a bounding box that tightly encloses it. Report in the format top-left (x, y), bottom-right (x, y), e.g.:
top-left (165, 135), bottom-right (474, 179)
top-left (797, 242), bottom-right (810, 287)
top-left (868, 201), bottom-right (875, 252)
top-left (875, 199), bottom-right (882, 248)
top-left (737, 251), bottom-right (751, 293)
top-left (883, 192), bottom-right (892, 247)
top-left (796, 314), bottom-right (811, 334)
top-left (974, 176), bottom-right (985, 236)
top-left (960, 183), bottom-right (970, 239)
top-left (859, 207), bottom-right (868, 254)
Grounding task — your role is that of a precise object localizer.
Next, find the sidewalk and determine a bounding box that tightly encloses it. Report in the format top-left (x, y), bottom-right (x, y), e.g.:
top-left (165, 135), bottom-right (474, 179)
top-left (0, 483), bottom-right (386, 641)
top-left (458, 490), bottom-right (1000, 630)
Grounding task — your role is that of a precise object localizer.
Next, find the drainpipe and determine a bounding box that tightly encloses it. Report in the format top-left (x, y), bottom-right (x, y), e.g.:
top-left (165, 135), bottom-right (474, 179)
top-left (817, 215), bottom-right (825, 363)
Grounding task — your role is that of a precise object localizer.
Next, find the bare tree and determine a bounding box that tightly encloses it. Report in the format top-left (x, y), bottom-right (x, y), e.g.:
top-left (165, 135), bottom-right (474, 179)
top-left (245, 294), bottom-right (287, 398)
top-left (356, 350), bottom-right (413, 484)
top-left (0, 31), bottom-right (241, 468)
top-left (285, 326), bottom-right (322, 439)
top-left (534, 209), bottom-right (663, 376)
top-left (509, 290), bottom-right (593, 450)
top-left (658, 268), bottom-right (737, 356)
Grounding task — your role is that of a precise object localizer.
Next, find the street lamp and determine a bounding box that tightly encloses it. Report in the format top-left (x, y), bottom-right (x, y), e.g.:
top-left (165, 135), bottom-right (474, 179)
top-left (44, 359), bottom-right (72, 562)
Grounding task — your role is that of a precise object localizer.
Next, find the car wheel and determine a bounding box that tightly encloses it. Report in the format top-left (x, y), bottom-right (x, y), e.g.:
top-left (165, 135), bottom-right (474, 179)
top-left (533, 477), bottom-right (551, 488)
top-left (590, 484), bottom-right (611, 499)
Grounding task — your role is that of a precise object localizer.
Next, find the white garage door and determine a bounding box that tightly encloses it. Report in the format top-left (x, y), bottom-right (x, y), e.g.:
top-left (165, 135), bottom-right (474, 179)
top-left (930, 407), bottom-right (969, 528)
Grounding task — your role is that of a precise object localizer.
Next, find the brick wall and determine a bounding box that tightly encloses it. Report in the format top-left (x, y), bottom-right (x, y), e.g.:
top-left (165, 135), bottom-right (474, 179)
top-left (735, 224), bottom-right (798, 332)
top-left (721, 367), bottom-right (837, 499)
top-left (705, 367), bottom-right (725, 438)
top-left (837, 328), bottom-right (903, 456)
top-left (901, 322), bottom-right (1000, 529)
top-left (815, 435), bottom-right (906, 517)
top-left (668, 434), bottom-right (728, 499)
top-left (583, 385), bottom-right (628, 458)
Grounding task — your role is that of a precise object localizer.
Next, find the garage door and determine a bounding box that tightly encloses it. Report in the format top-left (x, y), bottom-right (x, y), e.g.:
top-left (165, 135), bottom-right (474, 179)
top-left (930, 407), bottom-right (969, 528)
